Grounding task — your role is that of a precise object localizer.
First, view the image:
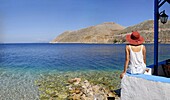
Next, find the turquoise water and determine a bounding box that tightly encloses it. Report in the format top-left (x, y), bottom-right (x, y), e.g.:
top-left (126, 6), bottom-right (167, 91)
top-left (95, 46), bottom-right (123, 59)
top-left (0, 43), bottom-right (170, 99)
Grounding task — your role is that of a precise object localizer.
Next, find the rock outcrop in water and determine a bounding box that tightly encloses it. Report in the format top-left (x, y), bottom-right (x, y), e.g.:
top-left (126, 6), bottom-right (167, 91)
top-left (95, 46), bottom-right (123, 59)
top-left (35, 71), bottom-right (121, 100)
top-left (67, 78), bottom-right (119, 100)
top-left (51, 20), bottom-right (170, 44)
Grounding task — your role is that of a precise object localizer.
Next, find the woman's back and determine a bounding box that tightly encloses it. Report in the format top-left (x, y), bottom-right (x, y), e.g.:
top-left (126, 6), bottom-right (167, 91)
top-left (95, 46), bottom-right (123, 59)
top-left (130, 45), bottom-right (143, 52)
top-left (127, 45), bottom-right (146, 74)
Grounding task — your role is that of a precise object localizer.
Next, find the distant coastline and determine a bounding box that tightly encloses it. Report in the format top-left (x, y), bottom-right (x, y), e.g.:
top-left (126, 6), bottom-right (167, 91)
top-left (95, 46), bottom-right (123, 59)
top-left (1, 42), bottom-right (170, 45)
top-left (49, 41), bottom-right (170, 45)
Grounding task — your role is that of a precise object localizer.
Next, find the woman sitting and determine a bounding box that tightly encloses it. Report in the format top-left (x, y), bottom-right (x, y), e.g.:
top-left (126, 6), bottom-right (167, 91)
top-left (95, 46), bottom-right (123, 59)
top-left (120, 31), bottom-right (149, 79)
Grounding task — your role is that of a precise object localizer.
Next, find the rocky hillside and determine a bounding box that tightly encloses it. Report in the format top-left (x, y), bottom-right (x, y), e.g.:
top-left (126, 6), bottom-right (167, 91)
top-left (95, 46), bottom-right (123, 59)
top-left (51, 20), bottom-right (170, 44)
top-left (114, 20), bottom-right (170, 43)
top-left (51, 22), bottom-right (125, 43)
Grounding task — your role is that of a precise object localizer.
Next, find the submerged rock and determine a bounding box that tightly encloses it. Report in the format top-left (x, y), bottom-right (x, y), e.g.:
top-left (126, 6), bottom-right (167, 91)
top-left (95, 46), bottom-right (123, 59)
top-left (68, 78), bottom-right (81, 85)
top-left (35, 70), bottom-right (121, 100)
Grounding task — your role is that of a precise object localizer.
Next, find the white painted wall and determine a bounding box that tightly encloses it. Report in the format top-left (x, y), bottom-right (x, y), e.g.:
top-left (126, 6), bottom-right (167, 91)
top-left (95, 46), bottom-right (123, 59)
top-left (121, 75), bottom-right (170, 100)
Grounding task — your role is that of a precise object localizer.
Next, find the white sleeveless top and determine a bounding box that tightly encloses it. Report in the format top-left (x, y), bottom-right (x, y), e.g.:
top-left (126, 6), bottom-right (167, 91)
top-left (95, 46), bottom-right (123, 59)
top-left (127, 45), bottom-right (146, 74)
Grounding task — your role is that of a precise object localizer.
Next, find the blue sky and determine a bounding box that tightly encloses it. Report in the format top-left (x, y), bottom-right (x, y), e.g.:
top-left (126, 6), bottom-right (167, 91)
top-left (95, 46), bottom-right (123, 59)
top-left (0, 0), bottom-right (170, 43)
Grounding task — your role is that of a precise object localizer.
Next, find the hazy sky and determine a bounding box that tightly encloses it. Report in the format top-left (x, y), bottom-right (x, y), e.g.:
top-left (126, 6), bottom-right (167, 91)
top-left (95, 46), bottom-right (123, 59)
top-left (0, 0), bottom-right (170, 43)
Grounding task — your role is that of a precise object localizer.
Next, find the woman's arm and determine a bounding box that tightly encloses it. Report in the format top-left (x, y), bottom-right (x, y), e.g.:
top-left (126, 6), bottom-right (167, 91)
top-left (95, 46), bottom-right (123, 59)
top-left (143, 45), bottom-right (146, 64)
top-left (120, 45), bottom-right (130, 79)
top-left (123, 45), bottom-right (130, 72)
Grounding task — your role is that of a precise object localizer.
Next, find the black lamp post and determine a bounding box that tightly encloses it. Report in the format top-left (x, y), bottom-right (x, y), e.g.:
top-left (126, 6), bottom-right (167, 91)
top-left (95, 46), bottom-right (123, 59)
top-left (159, 10), bottom-right (169, 24)
top-left (153, 0), bottom-right (169, 75)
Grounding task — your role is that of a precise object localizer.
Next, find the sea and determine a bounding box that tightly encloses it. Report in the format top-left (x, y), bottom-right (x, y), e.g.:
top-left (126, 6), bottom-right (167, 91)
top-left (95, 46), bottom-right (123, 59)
top-left (0, 43), bottom-right (170, 99)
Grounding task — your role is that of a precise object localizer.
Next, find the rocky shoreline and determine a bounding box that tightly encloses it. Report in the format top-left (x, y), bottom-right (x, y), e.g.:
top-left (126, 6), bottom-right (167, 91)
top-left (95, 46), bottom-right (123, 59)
top-left (35, 70), bottom-right (121, 100)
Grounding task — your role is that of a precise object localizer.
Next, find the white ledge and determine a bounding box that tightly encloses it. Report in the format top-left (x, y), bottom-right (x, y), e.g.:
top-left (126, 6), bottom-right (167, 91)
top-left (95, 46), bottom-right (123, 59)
top-left (121, 74), bottom-right (170, 100)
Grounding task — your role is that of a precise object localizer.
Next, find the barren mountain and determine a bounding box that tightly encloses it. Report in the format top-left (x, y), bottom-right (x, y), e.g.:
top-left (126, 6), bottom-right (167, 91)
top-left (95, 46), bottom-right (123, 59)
top-left (51, 22), bottom-right (125, 43)
top-left (51, 20), bottom-right (170, 44)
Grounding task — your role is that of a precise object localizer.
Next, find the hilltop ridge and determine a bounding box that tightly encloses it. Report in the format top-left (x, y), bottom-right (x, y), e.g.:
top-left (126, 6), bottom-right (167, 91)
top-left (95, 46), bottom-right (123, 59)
top-left (51, 22), bottom-right (125, 43)
top-left (51, 20), bottom-right (170, 44)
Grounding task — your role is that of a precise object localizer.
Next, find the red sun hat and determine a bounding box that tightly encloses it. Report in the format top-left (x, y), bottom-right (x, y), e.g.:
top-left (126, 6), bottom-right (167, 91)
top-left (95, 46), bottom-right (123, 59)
top-left (126, 31), bottom-right (144, 45)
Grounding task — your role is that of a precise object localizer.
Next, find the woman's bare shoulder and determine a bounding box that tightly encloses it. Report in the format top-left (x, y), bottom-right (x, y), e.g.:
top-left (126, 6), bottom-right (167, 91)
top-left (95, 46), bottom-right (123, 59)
top-left (142, 45), bottom-right (146, 50)
top-left (142, 45), bottom-right (146, 48)
top-left (142, 44), bottom-right (145, 47)
top-left (125, 44), bottom-right (130, 50)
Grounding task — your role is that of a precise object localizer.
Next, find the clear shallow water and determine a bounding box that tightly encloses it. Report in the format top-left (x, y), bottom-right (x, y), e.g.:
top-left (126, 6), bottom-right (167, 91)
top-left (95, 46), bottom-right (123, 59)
top-left (0, 43), bottom-right (170, 99)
